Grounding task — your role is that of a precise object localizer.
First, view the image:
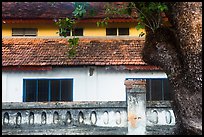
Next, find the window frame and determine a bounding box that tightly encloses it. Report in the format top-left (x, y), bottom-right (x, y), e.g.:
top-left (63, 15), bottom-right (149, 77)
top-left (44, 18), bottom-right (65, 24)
top-left (125, 78), bottom-right (172, 101)
top-left (106, 28), bottom-right (117, 36)
top-left (118, 28), bottom-right (129, 35)
top-left (106, 28), bottom-right (129, 36)
top-left (23, 78), bottom-right (74, 102)
top-left (72, 28), bottom-right (83, 36)
top-left (59, 28), bottom-right (83, 36)
top-left (12, 28), bottom-right (38, 37)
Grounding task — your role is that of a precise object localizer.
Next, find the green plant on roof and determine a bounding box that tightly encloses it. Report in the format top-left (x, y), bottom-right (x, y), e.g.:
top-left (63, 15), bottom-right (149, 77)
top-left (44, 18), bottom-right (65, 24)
top-left (55, 2), bottom-right (168, 57)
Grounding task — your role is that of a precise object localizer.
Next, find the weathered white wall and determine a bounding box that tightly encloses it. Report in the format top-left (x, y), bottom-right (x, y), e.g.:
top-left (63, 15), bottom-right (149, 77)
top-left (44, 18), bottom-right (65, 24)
top-left (2, 74), bottom-right (7, 101)
top-left (2, 66), bottom-right (167, 102)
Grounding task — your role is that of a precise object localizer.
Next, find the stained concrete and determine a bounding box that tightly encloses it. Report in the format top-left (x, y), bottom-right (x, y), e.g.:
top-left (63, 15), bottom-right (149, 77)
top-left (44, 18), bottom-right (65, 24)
top-left (2, 125), bottom-right (128, 135)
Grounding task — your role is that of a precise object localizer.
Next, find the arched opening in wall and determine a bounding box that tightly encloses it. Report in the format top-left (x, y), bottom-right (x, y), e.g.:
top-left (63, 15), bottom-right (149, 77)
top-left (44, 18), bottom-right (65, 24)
top-left (41, 111), bottom-right (47, 125)
top-left (16, 112), bottom-right (22, 126)
top-left (29, 112), bottom-right (34, 125)
top-left (53, 111), bottom-right (59, 124)
top-left (65, 111), bottom-right (72, 125)
top-left (90, 111), bottom-right (97, 125)
top-left (115, 111), bottom-right (121, 125)
top-left (3, 112), bottom-right (9, 125)
top-left (165, 110), bottom-right (172, 124)
top-left (78, 111), bottom-right (84, 124)
top-left (103, 111), bottom-right (109, 125)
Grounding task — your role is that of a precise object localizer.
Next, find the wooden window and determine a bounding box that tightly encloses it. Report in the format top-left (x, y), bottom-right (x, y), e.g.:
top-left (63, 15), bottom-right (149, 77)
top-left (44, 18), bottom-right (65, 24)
top-left (23, 79), bottom-right (73, 102)
top-left (12, 28), bottom-right (37, 36)
top-left (38, 80), bottom-right (49, 102)
top-left (12, 28), bottom-right (24, 36)
top-left (163, 80), bottom-right (172, 100)
top-left (24, 80), bottom-right (37, 102)
top-left (59, 28), bottom-right (83, 36)
top-left (51, 80), bottom-right (60, 101)
top-left (106, 28), bottom-right (117, 36)
top-left (150, 79), bottom-right (162, 100)
top-left (106, 28), bottom-right (129, 36)
top-left (118, 28), bottom-right (129, 35)
top-left (72, 28), bottom-right (83, 36)
top-left (59, 28), bottom-right (71, 36)
top-left (146, 79), bottom-right (172, 101)
top-left (61, 80), bottom-right (73, 101)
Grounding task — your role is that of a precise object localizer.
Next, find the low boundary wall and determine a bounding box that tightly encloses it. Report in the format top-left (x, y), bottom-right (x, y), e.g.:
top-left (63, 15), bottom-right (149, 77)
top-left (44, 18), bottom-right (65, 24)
top-left (2, 79), bottom-right (176, 135)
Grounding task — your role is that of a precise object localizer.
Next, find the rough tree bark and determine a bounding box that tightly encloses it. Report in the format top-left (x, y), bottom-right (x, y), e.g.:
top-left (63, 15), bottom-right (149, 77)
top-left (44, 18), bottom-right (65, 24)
top-left (142, 2), bottom-right (202, 135)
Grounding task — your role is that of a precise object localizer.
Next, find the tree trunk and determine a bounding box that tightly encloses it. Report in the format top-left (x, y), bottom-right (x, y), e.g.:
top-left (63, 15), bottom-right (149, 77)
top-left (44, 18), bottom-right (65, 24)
top-left (142, 2), bottom-right (202, 135)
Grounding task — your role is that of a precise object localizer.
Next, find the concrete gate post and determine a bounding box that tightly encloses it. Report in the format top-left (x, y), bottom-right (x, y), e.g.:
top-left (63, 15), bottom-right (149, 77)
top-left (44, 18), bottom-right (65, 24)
top-left (124, 79), bottom-right (146, 135)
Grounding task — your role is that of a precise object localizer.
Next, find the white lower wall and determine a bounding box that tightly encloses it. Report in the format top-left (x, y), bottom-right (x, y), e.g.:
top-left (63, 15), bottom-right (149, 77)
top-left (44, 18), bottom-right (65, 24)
top-left (2, 66), bottom-right (167, 102)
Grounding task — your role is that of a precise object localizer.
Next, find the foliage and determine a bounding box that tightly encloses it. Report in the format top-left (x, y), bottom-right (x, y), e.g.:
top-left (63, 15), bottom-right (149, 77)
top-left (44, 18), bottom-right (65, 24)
top-left (130, 2), bottom-right (168, 32)
top-left (96, 17), bottom-right (109, 27)
top-left (67, 38), bottom-right (79, 57)
top-left (72, 2), bottom-right (89, 18)
top-left (55, 2), bottom-right (98, 57)
top-left (96, 3), bottom-right (131, 27)
top-left (55, 18), bottom-right (79, 58)
top-left (55, 2), bottom-right (169, 57)
top-left (55, 18), bottom-right (75, 37)
top-left (72, 2), bottom-right (97, 18)
top-left (99, 2), bottom-right (168, 35)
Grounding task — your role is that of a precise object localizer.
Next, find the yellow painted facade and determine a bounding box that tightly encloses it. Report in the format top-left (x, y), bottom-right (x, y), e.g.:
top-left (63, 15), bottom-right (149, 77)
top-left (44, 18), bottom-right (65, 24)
top-left (2, 23), bottom-right (59, 37)
top-left (2, 22), bottom-right (145, 37)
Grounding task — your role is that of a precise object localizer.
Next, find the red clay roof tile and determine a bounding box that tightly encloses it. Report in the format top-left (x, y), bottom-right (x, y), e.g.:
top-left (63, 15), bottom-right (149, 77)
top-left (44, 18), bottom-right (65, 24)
top-left (2, 38), bottom-right (160, 70)
top-left (2, 2), bottom-right (136, 20)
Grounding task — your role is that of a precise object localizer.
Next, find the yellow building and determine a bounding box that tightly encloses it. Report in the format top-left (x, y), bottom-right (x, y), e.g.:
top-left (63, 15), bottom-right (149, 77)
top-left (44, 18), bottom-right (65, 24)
top-left (2, 1), bottom-right (145, 38)
top-left (2, 22), bottom-right (145, 37)
top-left (2, 20), bottom-right (145, 37)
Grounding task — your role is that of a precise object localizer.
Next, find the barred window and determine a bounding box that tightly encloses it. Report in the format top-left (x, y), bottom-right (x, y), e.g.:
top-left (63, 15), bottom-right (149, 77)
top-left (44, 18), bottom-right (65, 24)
top-left (106, 28), bottom-right (117, 36)
top-left (118, 28), bottom-right (129, 35)
top-left (23, 79), bottom-right (73, 102)
top-left (59, 28), bottom-right (83, 36)
top-left (146, 79), bottom-right (172, 101)
top-left (126, 78), bottom-right (172, 101)
top-left (72, 28), bottom-right (83, 36)
top-left (12, 28), bottom-right (38, 36)
top-left (106, 28), bottom-right (129, 36)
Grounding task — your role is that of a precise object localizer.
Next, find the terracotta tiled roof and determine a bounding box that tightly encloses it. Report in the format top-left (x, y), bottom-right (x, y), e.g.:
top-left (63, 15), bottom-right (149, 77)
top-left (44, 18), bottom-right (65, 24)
top-left (2, 2), bottom-right (135, 20)
top-left (2, 38), bottom-right (160, 70)
top-left (3, 18), bottom-right (137, 24)
top-left (2, 2), bottom-right (74, 19)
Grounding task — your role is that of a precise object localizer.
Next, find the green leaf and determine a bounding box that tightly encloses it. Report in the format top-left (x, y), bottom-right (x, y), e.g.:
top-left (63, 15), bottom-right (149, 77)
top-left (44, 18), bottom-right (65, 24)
top-left (96, 22), bottom-right (100, 27)
top-left (65, 18), bottom-right (69, 21)
top-left (104, 21), bottom-right (108, 25)
top-left (135, 22), bottom-right (145, 30)
top-left (67, 37), bottom-right (79, 58)
top-left (72, 2), bottom-right (88, 18)
top-left (101, 22), bottom-right (105, 27)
